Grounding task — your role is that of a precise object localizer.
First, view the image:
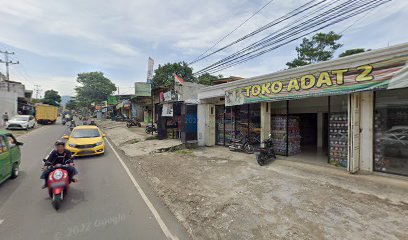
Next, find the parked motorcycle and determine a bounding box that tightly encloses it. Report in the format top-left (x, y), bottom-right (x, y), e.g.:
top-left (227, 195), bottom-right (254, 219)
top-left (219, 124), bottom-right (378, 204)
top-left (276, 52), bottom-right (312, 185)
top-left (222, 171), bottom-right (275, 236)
top-left (126, 118), bottom-right (142, 128)
top-left (43, 161), bottom-right (71, 210)
top-left (255, 134), bottom-right (276, 166)
top-left (145, 123), bottom-right (157, 134)
top-left (228, 135), bottom-right (255, 154)
top-left (113, 115), bottom-right (127, 122)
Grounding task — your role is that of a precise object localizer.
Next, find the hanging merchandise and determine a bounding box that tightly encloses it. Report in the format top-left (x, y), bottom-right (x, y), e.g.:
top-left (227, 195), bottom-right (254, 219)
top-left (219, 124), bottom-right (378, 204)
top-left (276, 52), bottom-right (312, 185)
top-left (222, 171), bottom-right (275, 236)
top-left (224, 109), bottom-right (234, 145)
top-left (215, 106), bottom-right (225, 145)
top-left (329, 113), bottom-right (348, 167)
top-left (271, 115), bottom-right (301, 156)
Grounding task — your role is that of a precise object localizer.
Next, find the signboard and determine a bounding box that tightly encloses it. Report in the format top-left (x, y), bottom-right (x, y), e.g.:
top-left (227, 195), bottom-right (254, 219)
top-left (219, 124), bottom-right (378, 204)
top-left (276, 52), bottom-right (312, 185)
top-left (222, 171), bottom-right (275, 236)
top-left (134, 82), bottom-right (151, 97)
top-left (163, 90), bottom-right (179, 102)
top-left (107, 96), bottom-right (117, 105)
top-left (225, 56), bottom-right (408, 106)
top-left (147, 57), bottom-right (154, 83)
top-left (162, 103), bottom-right (173, 117)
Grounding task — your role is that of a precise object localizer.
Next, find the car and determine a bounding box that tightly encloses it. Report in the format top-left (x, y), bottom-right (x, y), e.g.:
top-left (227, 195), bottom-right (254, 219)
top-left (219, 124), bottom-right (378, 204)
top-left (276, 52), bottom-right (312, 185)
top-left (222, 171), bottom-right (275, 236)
top-left (0, 130), bottom-right (23, 184)
top-left (64, 125), bottom-right (106, 157)
top-left (6, 115), bottom-right (36, 130)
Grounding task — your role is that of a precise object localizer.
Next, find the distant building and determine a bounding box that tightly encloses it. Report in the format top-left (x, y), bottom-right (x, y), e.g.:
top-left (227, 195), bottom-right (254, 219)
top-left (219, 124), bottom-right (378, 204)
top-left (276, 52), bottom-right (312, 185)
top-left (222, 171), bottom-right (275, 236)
top-left (0, 79), bottom-right (34, 117)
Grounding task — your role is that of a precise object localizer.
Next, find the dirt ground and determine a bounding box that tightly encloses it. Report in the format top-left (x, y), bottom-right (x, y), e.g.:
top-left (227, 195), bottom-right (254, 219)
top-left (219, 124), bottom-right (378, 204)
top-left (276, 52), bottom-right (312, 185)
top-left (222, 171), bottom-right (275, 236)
top-left (99, 120), bottom-right (408, 240)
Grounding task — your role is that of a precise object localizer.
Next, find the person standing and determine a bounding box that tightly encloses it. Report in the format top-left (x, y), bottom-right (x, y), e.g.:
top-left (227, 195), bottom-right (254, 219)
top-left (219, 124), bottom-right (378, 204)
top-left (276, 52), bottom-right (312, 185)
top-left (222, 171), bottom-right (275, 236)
top-left (2, 112), bottom-right (9, 127)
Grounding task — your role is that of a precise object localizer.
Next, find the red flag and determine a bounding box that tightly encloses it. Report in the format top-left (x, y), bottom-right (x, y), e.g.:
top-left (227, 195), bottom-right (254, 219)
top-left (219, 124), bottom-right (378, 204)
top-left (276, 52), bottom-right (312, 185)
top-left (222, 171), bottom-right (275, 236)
top-left (173, 73), bottom-right (184, 85)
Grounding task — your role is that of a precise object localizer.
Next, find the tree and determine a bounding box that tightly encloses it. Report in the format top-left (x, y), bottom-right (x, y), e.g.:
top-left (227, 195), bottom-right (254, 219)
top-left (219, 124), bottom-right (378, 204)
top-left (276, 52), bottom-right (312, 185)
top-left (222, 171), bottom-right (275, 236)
top-left (42, 90), bottom-right (61, 106)
top-left (65, 99), bottom-right (77, 110)
top-left (152, 62), bottom-right (195, 89)
top-left (197, 73), bottom-right (223, 85)
top-left (339, 48), bottom-right (366, 57)
top-left (75, 72), bottom-right (116, 108)
top-left (286, 31), bottom-right (343, 69)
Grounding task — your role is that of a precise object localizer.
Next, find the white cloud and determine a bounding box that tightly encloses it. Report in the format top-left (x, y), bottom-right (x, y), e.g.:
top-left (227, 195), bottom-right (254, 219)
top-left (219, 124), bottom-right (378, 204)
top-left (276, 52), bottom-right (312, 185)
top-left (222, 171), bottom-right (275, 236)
top-left (0, 0), bottom-right (406, 90)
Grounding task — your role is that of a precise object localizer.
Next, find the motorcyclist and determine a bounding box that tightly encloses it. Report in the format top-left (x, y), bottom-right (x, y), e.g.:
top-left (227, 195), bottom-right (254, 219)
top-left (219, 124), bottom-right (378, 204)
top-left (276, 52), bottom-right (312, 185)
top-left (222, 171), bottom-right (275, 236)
top-left (69, 119), bottom-right (76, 128)
top-left (41, 140), bottom-right (78, 188)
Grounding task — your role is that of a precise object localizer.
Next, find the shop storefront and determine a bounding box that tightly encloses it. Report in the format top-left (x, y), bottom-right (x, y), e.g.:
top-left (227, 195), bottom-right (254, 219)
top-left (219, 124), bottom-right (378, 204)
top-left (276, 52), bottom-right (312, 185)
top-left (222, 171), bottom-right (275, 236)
top-left (198, 43), bottom-right (408, 176)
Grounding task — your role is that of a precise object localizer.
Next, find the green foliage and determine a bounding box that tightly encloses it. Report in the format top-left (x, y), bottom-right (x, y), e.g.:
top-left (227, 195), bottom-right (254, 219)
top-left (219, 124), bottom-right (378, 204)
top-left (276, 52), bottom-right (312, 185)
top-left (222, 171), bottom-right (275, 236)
top-left (339, 48), bottom-right (366, 57)
top-left (152, 62), bottom-right (195, 89)
top-left (65, 99), bottom-right (77, 110)
top-left (75, 72), bottom-right (116, 108)
top-left (286, 31), bottom-right (343, 69)
top-left (197, 73), bottom-right (223, 85)
top-left (42, 90), bottom-right (61, 106)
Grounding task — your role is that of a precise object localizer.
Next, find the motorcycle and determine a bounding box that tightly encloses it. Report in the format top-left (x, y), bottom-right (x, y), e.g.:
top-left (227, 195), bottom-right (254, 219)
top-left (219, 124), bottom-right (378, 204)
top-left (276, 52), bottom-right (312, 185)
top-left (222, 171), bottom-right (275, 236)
top-left (255, 134), bottom-right (276, 166)
top-left (126, 118), bottom-right (142, 128)
top-left (228, 135), bottom-right (255, 154)
top-left (113, 115), bottom-right (127, 122)
top-left (62, 119), bottom-right (67, 125)
top-left (69, 120), bottom-right (76, 131)
top-left (44, 162), bottom-right (71, 210)
top-left (145, 123), bottom-right (157, 134)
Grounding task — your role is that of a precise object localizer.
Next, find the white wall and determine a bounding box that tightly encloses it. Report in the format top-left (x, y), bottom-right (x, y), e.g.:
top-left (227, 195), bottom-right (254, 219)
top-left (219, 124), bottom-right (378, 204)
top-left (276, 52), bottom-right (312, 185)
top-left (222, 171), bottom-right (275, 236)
top-left (0, 90), bottom-right (18, 119)
top-left (197, 104), bottom-right (206, 146)
top-left (359, 92), bottom-right (374, 172)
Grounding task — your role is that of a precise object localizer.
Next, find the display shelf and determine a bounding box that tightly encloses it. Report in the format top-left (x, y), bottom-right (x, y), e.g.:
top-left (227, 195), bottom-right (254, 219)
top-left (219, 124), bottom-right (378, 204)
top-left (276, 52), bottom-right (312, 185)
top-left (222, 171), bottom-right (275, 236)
top-left (329, 112), bottom-right (348, 167)
top-left (271, 115), bottom-right (301, 156)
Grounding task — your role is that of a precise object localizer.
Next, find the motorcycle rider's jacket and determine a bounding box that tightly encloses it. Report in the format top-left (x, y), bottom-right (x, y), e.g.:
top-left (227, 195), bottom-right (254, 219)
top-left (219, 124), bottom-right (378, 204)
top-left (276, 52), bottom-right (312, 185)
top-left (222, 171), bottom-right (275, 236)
top-left (45, 149), bottom-right (73, 166)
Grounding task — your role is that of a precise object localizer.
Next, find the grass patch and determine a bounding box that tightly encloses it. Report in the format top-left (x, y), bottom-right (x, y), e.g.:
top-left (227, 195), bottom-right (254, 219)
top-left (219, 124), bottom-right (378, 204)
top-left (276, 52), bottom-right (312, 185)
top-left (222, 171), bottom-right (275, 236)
top-left (175, 149), bottom-right (193, 154)
top-left (131, 139), bottom-right (141, 144)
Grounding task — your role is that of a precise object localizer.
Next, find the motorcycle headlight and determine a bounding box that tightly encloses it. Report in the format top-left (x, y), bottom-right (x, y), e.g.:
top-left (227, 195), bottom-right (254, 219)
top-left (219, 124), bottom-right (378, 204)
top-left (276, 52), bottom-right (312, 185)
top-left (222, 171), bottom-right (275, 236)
top-left (95, 141), bottom-right (103, 146)
top-left (68, 143), bottom-right (76, 148)
top-left (53, 170), bottom-right (63, 180)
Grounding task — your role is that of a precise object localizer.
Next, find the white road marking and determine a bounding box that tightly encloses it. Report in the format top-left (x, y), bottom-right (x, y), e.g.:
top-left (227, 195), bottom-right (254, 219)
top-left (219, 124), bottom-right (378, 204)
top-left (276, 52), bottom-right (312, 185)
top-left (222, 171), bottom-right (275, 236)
top-left (105, 139), bottom-right (178, 240)
top-left (0, 219), bottom-right (4, 225)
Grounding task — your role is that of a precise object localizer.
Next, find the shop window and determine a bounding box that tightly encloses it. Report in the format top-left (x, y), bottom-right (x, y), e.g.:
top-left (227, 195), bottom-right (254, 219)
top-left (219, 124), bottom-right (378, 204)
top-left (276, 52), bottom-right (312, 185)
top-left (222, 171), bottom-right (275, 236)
top-left (249, 104), bottom-right (261, 146)
top-left (329, 95), bottom-right (349, 168)
top-left (374, 89), bottom-right (408, 176)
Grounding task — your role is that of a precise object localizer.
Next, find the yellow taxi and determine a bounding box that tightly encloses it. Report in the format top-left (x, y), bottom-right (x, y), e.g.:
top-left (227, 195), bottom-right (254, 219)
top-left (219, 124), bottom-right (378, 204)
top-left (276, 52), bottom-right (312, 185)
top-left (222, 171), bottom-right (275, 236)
top-left (63, 125), bottom-right (106, 157)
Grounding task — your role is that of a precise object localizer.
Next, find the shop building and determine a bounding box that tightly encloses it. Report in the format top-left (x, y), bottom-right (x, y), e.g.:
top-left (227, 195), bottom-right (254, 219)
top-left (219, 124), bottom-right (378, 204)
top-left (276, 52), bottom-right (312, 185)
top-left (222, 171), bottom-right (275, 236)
top-left (198, 43), bottom-right (408, 176)
top-left (157, 82), bottom-right (206, 143)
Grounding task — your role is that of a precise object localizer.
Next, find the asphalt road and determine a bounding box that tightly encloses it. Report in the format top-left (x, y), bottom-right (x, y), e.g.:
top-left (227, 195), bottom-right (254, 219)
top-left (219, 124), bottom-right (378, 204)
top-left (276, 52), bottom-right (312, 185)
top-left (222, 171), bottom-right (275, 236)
top-left (0, 123), bottom-right (189, 240)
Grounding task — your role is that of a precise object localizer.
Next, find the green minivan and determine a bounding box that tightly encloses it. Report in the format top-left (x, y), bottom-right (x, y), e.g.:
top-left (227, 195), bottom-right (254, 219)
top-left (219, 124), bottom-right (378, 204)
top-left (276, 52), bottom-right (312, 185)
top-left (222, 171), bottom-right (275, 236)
top-left (0, 130), bottom-right (23, 184)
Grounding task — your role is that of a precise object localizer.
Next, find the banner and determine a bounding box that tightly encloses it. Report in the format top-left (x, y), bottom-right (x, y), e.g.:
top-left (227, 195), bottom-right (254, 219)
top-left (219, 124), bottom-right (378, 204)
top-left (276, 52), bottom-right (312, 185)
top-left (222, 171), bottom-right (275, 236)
top-left (107, 96), bottom-right (117, 105)
top-left (134, 82), bottom-right (151, 97)
top-left (225, 56), bottom-right (408, 106)
top-left (162, 103), bottom-right (173, 117)
top-left (147, 57), bottom-right (154, 83)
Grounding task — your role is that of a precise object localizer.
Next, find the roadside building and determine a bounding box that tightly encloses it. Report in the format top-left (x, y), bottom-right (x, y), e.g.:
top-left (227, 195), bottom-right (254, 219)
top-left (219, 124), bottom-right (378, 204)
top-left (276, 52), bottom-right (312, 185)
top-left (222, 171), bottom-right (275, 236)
top-left (198, 42), bottom-right (408, 176)
top-left (157, 82), bottom-right (206, 143)
top-left (0, 80), bottom-right (34, 118)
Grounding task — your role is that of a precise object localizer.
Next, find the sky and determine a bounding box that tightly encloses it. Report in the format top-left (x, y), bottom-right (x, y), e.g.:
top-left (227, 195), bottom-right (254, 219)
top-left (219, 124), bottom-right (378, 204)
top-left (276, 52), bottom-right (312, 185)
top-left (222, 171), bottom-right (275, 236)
top-left (0, 0), bottom-right (407, 97)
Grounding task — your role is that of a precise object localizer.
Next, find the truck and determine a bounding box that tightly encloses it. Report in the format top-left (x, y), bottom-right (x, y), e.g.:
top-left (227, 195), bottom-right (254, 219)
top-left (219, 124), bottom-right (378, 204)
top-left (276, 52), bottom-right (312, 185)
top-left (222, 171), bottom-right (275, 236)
top-left (35, 104), bottom-right (58, 124)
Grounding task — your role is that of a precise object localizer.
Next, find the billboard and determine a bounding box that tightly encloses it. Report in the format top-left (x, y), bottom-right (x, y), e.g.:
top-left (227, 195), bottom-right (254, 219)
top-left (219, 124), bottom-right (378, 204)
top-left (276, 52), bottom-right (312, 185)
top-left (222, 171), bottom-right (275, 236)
top-left (147, 57), bottom-right (154, 83)
top-left (225, 55), bottom-right (408, 106)
top-left (134, 82), bottom-right (151, 97)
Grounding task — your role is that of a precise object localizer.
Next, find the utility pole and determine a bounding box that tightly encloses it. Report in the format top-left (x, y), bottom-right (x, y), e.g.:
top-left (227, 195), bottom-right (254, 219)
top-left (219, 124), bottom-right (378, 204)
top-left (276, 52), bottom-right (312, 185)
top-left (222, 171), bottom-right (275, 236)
top-left (34, 84), bottom-right (42, 99)
top-left (0, 50), bottom-right (19, 92)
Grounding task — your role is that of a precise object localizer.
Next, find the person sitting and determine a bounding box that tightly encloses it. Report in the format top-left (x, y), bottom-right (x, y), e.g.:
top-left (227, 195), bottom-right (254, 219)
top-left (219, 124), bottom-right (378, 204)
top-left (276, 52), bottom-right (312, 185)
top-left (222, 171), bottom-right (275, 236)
top-left (40, 140), bottom-right (77, 189)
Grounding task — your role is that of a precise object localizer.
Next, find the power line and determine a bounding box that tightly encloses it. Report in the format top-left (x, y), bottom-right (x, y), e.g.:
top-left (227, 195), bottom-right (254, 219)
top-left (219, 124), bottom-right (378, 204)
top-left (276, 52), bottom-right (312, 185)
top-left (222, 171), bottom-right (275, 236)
top-left (194, 0), bottom-right (390, 75)
top-left (189, 0), bottom-right (327, 65)
top-left (34, 84), bottom-right (42, 99)
top-left (189, 0), bottom-right (276, 64)
top-left (0, 50), bottom-right (19, 91)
